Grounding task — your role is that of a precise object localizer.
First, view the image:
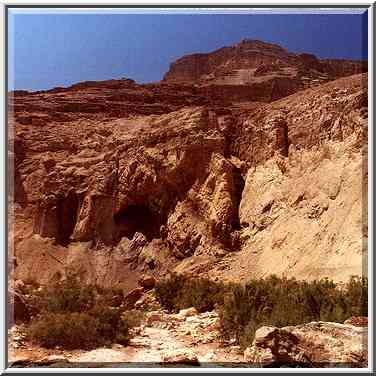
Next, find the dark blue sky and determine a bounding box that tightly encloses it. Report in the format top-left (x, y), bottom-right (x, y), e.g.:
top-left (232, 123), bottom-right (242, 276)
top-left (8, 10), bottom-right (368, 91)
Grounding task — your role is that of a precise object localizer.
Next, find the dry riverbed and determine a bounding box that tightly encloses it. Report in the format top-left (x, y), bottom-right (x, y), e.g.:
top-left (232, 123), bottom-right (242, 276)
top-left (9, 309), bottom-right (244, 368)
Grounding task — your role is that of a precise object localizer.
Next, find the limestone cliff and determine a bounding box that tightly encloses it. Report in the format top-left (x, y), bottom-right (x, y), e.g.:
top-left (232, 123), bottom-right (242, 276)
top-left (8, 42), bottom-right (367, 290)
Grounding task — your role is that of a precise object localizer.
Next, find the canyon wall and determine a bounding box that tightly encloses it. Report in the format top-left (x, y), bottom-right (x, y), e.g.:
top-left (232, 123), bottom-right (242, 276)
top-left (9, 40), bottom-right (368, 289)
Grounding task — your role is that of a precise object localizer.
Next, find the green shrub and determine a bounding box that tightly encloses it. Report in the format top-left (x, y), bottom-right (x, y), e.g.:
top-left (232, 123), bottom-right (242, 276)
top-left (121, 309), bottom-right (146, 328)
top-left (33, 269), bottom-right (97, 314)
top-left (96, 287), bottom-right (125, 308)
top-left (219, 275), bottom-right (368, 348)
top-left (28, 312), bottom-right (101, 350)
top-left (155, 273), bottom-right (367, 350)
top-left (31, 269), bottom-right (128, 316)
top-left (27, 307), bottom-right (131, 350)
top-left (155, 273), bottom-right (226, 312)
top-left (345, 276), bottom-right (368, 316)
top-left (25, 268), bottom-right (142, 349)
top-left (87, 305), bottom-right (124, 345)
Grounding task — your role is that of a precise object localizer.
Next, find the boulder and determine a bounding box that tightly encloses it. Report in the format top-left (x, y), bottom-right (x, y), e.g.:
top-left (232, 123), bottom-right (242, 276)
top-left (123, 287), bottom-right (144, 310)
top-left (161, 349), bottom-right (200, 365)
top-left (138, 275), bottom-right (156, 290)
top-left (344, 316), bottom-right (368, 327)
top-left (178, 307), bottom-right (198, 319)
top-left (244, 322), bottom-right (368, 367)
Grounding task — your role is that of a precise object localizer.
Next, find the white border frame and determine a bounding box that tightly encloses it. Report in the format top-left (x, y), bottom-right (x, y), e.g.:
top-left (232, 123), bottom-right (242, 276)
top-left (1, 1), bottom-right (373, 373)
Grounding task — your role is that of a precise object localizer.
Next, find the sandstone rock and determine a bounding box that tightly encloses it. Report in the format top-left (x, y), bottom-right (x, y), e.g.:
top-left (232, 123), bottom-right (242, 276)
top-left (138, 275), bottom-right (156, 290)
top-left (178, 307), bottom-right (198, 319)
top-left (44, 355), bottom-right (68, 362)
top-left (161, 349), bottom-right (200, 365)
top-left (10, 356), bottom-right (70, 368)
top-left (124, 287), bottom-right (144, 310)
top-left (164, 39), bottom-right (366, 101)
top-left (344, 316), bottom-right (368, 327)
top-left (186, 316), bottom-right (202, 324)
top-left (244, 322), bottom-right (368, 367)
top-left (134, 291), bottom-right (161, 311)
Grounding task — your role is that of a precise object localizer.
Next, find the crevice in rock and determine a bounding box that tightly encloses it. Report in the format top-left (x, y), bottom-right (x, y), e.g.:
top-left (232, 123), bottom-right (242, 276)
top-left (275, 119), bottom-right (289, 157)
top-left (231, 167), bottom-right (246, 231)
top-left (13, 169), bottom-right (27, 207)
top-left (57, 190), bottom-right (79, 246)
top-left (113, 204), bottom-right (162, 242)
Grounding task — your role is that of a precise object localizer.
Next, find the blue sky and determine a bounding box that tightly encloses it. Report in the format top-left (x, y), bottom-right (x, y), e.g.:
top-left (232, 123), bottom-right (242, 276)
top-left (8, 9), bottom-right (368, 91)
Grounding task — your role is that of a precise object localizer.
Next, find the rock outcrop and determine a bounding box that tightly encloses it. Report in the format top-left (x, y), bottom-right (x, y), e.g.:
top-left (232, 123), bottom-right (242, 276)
top-left (205, 73), bottom-right (367, 283)
top-left (244, 321), bottom-right (368, 367)
top-left (163, 39), bottom-right (366, 102)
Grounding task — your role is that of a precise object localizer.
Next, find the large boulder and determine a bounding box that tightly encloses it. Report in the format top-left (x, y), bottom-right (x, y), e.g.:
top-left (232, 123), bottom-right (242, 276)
top-left (244, 321), bottom-right (368, 367)
top-left (161, 349), bottom-right (200, 365)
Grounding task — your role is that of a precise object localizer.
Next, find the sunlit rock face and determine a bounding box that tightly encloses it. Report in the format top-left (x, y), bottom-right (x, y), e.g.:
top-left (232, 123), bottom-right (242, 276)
top-left (9, 40), bottom-right (367, 287)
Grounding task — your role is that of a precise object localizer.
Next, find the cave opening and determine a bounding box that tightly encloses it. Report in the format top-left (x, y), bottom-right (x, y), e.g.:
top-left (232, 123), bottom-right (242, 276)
top-left (58, 191), bottom-right (79, 246)
top-left (114, 204), bottom-right (161, 242)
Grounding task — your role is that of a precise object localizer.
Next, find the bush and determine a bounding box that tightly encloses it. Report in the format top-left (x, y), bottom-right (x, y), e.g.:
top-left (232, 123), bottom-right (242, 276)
top-left (155, 273), bottom-right (367, 350)
top-left (121, 309), bottom-right (146, 328)
top-left (345, 276), bottom-right (368, 316)
top-left (25, 268), bottom-right (143, 349)
top-left (219, 275), bottom-right (368, 348)
top-left (33, 269), bottom-right (97, 315)
top-left (28, 312), bottom-right (100, 350)
top-left (30, 269), bottom-right (128, 316)
top-left (28, 308), bottom-right (131, 350)
top-left (155, 273), bottom-right (227, 312)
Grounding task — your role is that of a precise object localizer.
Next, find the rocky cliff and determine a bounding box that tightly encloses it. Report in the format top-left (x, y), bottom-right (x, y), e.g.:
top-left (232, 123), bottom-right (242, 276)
top-left (9, 41), bottom-right (367, 290)
top-left (163, 39), bottom-right (366, 101)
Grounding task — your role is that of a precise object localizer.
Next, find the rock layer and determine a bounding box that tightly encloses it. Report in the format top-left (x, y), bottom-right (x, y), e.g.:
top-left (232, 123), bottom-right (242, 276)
top-left (163, 39), bottom-right (366, 103)
top-left (9, 40), bottom-right (367, 287)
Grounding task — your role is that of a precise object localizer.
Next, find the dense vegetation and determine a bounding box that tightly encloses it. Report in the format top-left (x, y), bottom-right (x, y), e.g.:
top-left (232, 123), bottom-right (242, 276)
top-left (155, 273), bottom-right (367, 348)
top-left (154, 272), bottom-right (227, 312)
top-left (25, 269), bottom-right (144, 350)
top-left (22, 269), bottom-right (367, 350)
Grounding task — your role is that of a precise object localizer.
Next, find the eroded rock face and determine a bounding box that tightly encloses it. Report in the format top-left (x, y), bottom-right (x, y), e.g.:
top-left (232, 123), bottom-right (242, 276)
top-left (244, 322), bottom-right (368, 367)
top-left (9, 40), bottom-right (367, 287)
top-left (206, 73), bottom-right (367, 283)
top-left (163, 39), bottom-right (366, 101)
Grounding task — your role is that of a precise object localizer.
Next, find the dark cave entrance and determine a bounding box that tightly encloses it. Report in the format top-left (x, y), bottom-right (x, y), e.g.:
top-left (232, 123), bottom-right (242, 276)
top-left (113, 204), bottom-right (161, 241)
top-left (58, 191), bottom-right (79, 246)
